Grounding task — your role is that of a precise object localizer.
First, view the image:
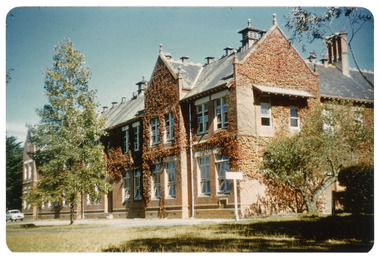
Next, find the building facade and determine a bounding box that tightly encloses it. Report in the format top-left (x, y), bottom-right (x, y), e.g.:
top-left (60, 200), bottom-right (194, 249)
top-left (22, 16), bottom-right (373, 220)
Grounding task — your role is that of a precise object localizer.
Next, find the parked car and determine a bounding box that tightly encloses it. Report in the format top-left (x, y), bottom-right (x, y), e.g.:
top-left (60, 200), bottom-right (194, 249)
top-left (6, 209), bottom-right (24, 222)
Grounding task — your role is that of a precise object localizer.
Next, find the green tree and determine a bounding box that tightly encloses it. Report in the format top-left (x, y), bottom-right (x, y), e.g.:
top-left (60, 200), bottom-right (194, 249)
top-left (263, 101), bottom-right (373, 214)
top-left (285, 7), bottom-right (373, 87)
top-left (6, 135), bottom-right (23, 210)
top-left (27, 38), bottom-right (111, 224)
top-left (337, 165), bottom-right (374, 214)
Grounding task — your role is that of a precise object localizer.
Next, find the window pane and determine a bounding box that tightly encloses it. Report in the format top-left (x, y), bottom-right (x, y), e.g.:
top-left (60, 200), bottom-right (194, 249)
top-left (290, 108), bottom-right (298, 118)
top-left (290, 118), bottom-right (298, 127)
top-left (261, 104), bottom-right (270, 115)
top-left (261, 117), bottom-right (270, 126)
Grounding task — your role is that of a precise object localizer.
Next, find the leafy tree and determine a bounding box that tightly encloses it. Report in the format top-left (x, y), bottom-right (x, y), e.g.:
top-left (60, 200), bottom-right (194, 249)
top-left (263, 101), bottom-right (373, 214)
top-left (285, 7), bottom-right (373, 87)
top-left (27, 38), bottom-right (111, 224)
top-left (6, 135), bottom-right (23, 210)
top-left (337, 165), bottom-right (374, 215)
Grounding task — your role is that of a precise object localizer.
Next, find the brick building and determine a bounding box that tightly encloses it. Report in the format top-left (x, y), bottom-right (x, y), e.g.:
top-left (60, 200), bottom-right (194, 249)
top-left (22, 16), bottom-right (373, 220)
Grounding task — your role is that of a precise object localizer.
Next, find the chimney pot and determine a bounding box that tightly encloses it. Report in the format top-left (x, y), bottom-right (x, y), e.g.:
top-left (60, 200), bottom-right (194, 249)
top-left (224, 47), bottom-right (234, 56)
top-left (111, 101), bottom-right (118, 108)
top-left (180, 56), bottom-right (189, 63)
top-left (102, 106), bottom-right (108, 112)
top-left (205, 56), bottom-right (215, 64)
top-left (121, 97), bottom-right (127, 104)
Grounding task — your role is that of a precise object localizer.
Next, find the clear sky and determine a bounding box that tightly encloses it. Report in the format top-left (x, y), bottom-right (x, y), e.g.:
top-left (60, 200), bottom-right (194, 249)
top-left (4, 5), bottom-right (375, 144)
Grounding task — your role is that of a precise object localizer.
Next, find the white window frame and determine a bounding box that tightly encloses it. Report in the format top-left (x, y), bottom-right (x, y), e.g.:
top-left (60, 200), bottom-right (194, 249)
top-left (134, 171), bottom-right (142, 200)
top-left (197, 103), bottom-right (209, 135)
top-left (133, 124), bottom-right (140, 151)
top-left (290, 106), bottom-right (300, 129)
top-left (165, 112), bottom-right (175, 142)
top-left (260, 101), bottom-right (272, 127)
top-left (214, 97), bottom-right (228, 129)
top-left (123, 172), bottom-right (131, 202)
top-left (122, 126), bottom-right (129, 153)
top-left (166, 161), bottom-right (176, 198)
top-left (24, 164), bottom-right (28, 180)
top-left (152, 162), bottom-right (161, 199)
top-left (215, 155), bottom-right (231, 194)
top-left (151, 118), bottom-right (160, 146)
top-left (199, 156), bottom-right (210, 195)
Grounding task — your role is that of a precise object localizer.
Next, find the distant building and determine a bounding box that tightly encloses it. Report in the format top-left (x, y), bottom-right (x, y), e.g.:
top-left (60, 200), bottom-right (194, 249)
top-left (22, 15), bottom-right (373, 220)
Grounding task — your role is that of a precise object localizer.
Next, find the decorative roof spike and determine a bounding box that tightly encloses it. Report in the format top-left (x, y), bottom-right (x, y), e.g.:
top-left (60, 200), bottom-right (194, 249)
top-left (248, 18), bottom-right (251, 27)
top-left (273, 13), bottom-right (277, 26)
top-left (159, 44), bottom-right (163, 54)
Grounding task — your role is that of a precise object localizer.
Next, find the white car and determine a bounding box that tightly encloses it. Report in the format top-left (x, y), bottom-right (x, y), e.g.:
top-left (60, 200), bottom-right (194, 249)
top-left (6, 209), bottom-right (24, 222)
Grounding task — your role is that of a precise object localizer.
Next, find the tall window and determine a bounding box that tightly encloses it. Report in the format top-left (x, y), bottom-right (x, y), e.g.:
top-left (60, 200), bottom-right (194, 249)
top-left (24, 164), bottom-right (28, 180)
top-left (167, 162), bottom-right (176, 197)
top-left (123, 126), bottom-right (129, 153)
top-left (290, 106), bottom-right (300, 129)
top-left (260, 101), bottom-right (271, 126)
top-left (152, 163), bottom-right (161, 199)
top-left (123, 172), bottom-right (131, 202)
top-left (134, 171), bottom-right (142, 200)
top-left (215, 97), bottom-right (228, 129)
top-left (165, 113), bottom-right (174, 142)
top-left (197, 103), bottom-right (209, 134)
top-left (322, 109), bottom-right (334, 134)
top-left (133, 125), bottom-right (140, 151)
top-left (199, 157), bottom-right (210, 195)
top-left (29, 163), bottom-right (33, 179)
top-left (151, 118), bottom-right (160, 145)
top-left (216, 155), bottom-right (231, 194)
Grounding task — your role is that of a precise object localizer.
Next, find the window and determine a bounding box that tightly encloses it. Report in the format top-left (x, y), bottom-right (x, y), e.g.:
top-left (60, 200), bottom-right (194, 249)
top-left (290, 106), bottom-right (300, 129)
top-left (151, 118), bottom-right (160, 145)
top-left (87, 194), bottom-right (94, 205)
top-left (322, 109), bottom-right (334, 134)
top-left (134, 171), bottom-right (142, 200)
top-left (261, 101), bottom-right (271, 126)
top-left (216, 156), bottom-right (231, 194)
top-left (24, 165), bottom-right (28, 180)
top-left (167, 162), bottom-right (176, 197)
top-left (165, 113), bottom-right (174, 142)
top-left (215, 97), bottom-right (228, 129)
top-left (197, 103), bottom-right (209, 134)
top-left (123, 172), bottom-right (131, 202)
top-left (122, 126), bottom-right (129, 153)
top-left (152, 163), bottom-right (161, 199)
top-left (133, 125), bottom-right (140, 151)
top-left (199, 157), bottom-right (210, 195)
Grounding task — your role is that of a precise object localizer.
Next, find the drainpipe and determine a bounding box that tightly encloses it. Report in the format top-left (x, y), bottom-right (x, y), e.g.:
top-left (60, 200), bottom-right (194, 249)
top-left (188, 103), bottom-right (195, 218)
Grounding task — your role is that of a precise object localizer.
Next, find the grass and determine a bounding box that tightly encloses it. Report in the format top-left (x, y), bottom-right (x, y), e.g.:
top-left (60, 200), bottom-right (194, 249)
top-left (6, 214), bottom-right (374, 252)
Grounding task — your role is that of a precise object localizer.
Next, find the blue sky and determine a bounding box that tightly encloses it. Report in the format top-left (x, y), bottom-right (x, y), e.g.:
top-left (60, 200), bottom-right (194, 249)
top-left (4, 5), bottom-right (375, 143)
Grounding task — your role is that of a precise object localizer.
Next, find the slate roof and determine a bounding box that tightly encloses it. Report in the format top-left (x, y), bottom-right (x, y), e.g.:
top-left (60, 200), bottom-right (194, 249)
top-left (314, 63), bottom-right (374, 102)
top-left (101, 92), bottom-right (144, 130)
top-left (181, 48), bottom-right (250, 100)
top-left (167, 60), bottom-right (203, 89)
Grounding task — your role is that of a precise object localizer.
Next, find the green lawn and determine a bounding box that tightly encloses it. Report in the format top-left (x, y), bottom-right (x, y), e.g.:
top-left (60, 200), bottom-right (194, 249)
top-left (6, 214), bottom-right (374, 252)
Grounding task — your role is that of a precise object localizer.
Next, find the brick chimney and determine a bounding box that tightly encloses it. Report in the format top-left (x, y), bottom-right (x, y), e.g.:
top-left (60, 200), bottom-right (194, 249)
top-left (325, 31), bottom-right (349, 76)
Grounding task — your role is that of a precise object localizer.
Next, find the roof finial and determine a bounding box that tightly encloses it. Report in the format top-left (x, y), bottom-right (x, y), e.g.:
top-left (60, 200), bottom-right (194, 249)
top-left (142, 75), bottom-right (145, 81)
top-left (273, 13), bottom-right (277, 26)
top-left (247, 18), bottom-right (251, 27)
top-left (159, 44), bottom-right (163, 54)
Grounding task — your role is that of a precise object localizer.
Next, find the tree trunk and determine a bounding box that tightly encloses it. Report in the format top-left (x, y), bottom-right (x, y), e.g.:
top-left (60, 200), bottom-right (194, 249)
top-left (305, 199), bottom-right (318, 214)
top-left (69, 194), bottom-right (75, 225)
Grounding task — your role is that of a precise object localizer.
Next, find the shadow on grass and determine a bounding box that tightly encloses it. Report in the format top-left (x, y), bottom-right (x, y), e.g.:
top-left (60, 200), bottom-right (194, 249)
top-left (103, 215), bottom-right (373, 252)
